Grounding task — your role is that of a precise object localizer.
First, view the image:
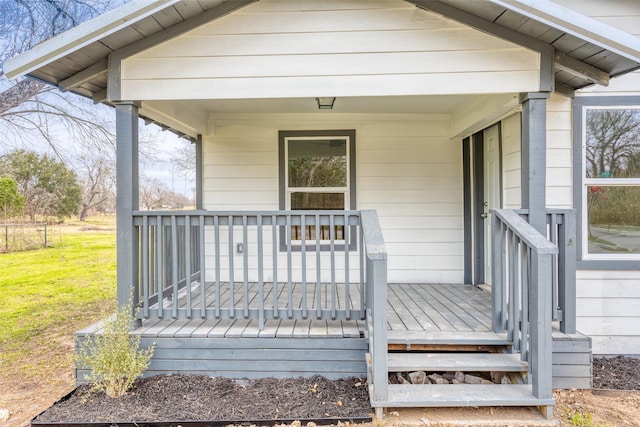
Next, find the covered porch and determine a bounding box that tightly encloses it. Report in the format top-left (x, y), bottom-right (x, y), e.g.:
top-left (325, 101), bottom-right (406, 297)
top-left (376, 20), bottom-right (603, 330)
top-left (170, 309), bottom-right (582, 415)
top-left (77, 207), bottom-right (587, 418)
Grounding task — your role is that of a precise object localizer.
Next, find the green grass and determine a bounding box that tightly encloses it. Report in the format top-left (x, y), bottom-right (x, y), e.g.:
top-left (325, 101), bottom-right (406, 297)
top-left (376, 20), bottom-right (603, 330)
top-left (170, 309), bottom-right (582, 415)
top-left (0, 219), bottom-right (116, 379)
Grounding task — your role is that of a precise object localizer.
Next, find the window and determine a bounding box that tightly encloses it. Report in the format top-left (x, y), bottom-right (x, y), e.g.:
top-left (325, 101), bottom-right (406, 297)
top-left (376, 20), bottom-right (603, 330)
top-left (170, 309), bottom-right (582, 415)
top-left (577, 100), bottom-right (640, 264)
top-left (279, 130), bottom-right (356, 246)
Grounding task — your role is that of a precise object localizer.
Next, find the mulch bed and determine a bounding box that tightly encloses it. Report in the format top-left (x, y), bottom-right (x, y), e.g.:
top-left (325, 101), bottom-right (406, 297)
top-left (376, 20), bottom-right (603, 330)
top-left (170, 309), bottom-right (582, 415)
top-left (33, 374), bottom-right (371, 424)
top-left (593, 356), bottom-right (640, 391)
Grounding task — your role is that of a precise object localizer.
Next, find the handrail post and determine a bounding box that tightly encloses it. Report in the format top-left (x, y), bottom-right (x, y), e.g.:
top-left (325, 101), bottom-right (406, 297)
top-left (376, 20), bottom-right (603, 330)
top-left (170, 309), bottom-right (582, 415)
top-left (530, 250), bottom-right (553, 399)
top-left (558, 211), bottom-right (577, 334)
top-left (361, 210), bottom-right (388, 403)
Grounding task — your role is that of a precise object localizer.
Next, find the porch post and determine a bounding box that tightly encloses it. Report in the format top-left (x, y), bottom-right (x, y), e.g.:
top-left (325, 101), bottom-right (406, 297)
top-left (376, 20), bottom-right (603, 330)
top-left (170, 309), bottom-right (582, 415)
top-left (195, 134), bottom-right (203, 210)
top-left (115, 101), bottom-right (139, 308)
top-left (520, 92), bottom-right (549, 234)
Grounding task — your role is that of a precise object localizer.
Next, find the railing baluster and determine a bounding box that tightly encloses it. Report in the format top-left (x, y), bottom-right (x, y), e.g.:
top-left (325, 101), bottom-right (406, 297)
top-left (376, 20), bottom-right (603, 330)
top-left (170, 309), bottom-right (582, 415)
top-left (330, 214), bottom-right (336, 319)
top-left (141, 215), bottom-right (149, 318)
top-left (344, 213), bottom-right (350, 320)
top-left (257, 214), bottom-right (264, 330)
top-left (200, 215), bottom-right (206, 319)
top-left (185, 215), bottom-right (192, 319)
top-left (228, 215), bottom-right (234, 319)
top-left (243, 215), bottom-right (249, 318)
top-left (549, 213), bottom-right (559, 322)
top-left (491, 214), bottom-right (504, 332)
top-left (316, 213), bottom-right (322, 319)
top-left (171, 216), bottom-right (179, 319)
top-left (272, 214), bottom-right (278, 319)
top-left (156, 215), bottom-right (164, 319)
top-left (359, 214), bottom-right (365, 320)
top-left (558, 212), bottom-right (577, 333)
top-left (520, 240), bottom-right (529, 362)
top-left (301, 214), bottom-right (307, 318)
top-left (286, 213), bottom-right (293, 319)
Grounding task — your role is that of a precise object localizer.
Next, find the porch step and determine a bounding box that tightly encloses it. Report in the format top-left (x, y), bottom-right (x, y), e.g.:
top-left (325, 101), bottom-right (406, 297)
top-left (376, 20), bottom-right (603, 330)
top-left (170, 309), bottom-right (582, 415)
top-left (387, 330), bottom-right (510, 346)
top-left (388, 352), bottom-right (528, 373)
top-left (373, 384), bottom-right (555, 408)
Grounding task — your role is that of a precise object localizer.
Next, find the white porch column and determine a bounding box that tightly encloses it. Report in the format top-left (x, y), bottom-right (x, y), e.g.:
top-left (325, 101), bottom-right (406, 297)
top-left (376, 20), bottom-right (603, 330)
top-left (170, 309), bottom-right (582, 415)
top-left (520, 92), bottom-right (550, 234)
top-left (115, 101), bottom-right (139, 308)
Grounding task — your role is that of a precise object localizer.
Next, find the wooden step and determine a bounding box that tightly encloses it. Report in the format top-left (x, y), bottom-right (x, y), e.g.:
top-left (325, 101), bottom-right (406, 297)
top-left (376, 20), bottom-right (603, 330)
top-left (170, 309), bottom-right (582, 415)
top-left (388, 352), bottom-right (528, 372)
top-left (373, 384), bottom-right (555, 408)
top-left (387, 330), bottom-right (510, 346)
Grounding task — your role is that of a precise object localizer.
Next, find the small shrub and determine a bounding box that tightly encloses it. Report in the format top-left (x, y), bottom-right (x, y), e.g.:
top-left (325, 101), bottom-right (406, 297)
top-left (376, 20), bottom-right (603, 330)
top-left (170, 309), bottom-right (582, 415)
top-left (76, 303), bottom-right (155, 398)
top-left (564, 410), bottom-right (611, 427)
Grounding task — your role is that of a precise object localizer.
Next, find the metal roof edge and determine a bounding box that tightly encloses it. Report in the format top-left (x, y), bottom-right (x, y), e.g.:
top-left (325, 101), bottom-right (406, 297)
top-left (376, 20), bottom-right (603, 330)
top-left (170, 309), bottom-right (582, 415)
top-left (489, 0), bottom-right (640, 63)
top-left (2, 0), bottom-right (180, 80)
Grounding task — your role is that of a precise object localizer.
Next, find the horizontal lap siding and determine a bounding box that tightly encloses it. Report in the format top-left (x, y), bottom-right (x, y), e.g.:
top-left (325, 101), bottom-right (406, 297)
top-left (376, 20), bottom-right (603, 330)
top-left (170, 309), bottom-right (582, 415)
top-left (552, 334), bottom-right (592, 389)
top-left (501, 113), bottom-right (521, 209)
top-left (576, 270), bottom-right (640, 356)
top-left (203, 114), bottom-right (463, 284)
top-left (76, 336), bottom-right (368, 382)
top-left (121, 0), bottom-right (539, 100)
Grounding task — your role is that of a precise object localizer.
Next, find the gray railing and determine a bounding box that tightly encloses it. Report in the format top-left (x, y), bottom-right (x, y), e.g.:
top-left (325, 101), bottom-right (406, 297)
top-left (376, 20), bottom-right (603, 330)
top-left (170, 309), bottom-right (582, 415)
top-left (516, 209), bottom-right (577, 334)
top-left (133, 210), bottom-right (369, 329)
top-left (491, 209), bottom-right (557, 400)
top-left (361, 210), bottom-right (388, 404)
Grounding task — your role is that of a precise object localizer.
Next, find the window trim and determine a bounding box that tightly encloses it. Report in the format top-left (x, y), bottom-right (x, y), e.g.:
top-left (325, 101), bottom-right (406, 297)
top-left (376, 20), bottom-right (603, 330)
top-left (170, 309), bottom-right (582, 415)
top-left (573, 96), bottom-right (640, 270)
top-left (278, 129), bottom-right (357, 251)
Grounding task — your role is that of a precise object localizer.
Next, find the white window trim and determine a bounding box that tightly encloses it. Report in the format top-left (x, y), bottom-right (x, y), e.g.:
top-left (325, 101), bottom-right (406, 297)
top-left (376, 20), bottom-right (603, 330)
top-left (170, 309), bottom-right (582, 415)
top-left (581, 105), bottom-right (640, 261)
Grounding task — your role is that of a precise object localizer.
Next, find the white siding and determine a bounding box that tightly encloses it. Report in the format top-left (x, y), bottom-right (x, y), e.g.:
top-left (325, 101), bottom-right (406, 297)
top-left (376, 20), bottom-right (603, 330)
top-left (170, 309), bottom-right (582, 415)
top-left (202, 113), bottom-right (463, 284)
top-left (577, 270), bottom-right (640, 356)
top-left (565, 0), bottom-right (640, 355)
top-left (121, 0), bottom-right (540, 101)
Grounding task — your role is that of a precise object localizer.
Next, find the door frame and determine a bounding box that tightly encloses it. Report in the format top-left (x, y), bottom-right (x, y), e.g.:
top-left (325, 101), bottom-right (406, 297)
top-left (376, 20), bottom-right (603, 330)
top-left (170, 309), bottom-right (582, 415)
top-left (463, 124), bottom-right (503, 285)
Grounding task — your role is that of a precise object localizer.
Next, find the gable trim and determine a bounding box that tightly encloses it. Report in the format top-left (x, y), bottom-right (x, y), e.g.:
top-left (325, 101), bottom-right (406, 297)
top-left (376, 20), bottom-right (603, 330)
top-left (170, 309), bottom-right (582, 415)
top-left (407, 0), bottom-right (554, 92)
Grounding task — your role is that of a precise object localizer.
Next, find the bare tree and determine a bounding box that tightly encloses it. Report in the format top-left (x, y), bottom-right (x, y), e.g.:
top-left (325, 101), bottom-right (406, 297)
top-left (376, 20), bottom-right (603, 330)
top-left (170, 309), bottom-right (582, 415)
top-left (0, 0), bottom-right (122, 154)
top-left (76, 154), bottom-right (115, 220)
top-left (586, 109), bottom-right (640, 178)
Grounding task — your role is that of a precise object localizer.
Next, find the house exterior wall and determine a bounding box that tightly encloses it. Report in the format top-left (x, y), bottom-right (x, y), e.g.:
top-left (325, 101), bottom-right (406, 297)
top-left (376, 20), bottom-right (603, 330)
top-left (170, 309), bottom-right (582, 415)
top-left (120, 0), bottom-right (540, 101)
top-left (553, 0), bottom-right (640, 356)
top-left (202, 113), bottom-right (464, 284)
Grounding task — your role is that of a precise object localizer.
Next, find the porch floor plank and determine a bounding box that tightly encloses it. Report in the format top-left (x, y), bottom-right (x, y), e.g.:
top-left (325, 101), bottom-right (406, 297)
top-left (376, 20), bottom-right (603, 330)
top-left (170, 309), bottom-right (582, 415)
top-left (138, 283), bottom-right (492, 338)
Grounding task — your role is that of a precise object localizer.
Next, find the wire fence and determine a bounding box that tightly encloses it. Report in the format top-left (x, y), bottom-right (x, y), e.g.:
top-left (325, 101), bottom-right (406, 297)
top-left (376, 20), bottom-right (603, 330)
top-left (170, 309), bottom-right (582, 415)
top-left (0, 223), bottom-right (49, 253)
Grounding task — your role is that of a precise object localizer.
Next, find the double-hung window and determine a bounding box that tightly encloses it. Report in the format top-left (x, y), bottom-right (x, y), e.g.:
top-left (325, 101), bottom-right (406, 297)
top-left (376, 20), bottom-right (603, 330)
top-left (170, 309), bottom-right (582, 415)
top-left (575, 97), bottom-right (640, 265)
top-left (279, 130), bottom-right (356, 245)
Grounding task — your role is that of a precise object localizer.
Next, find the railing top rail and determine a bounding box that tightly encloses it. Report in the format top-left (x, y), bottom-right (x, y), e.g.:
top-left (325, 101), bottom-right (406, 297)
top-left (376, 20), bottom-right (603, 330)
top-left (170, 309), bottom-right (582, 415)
top-left (133, 209), bottom-right (362, 217)
top-left (492, 209), bottom-right (558, 255)
top-left (360, 210), bottom-right (387, 261)
top-left (513, 208), bottom-right (576, 215)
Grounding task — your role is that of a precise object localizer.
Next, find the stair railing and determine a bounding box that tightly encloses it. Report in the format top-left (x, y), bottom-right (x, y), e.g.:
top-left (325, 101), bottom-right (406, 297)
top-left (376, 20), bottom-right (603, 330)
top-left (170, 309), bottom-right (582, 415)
top-left (361, 210), bottom-right (388, 404)
top-left (491, 209), bottom-right (557, 400)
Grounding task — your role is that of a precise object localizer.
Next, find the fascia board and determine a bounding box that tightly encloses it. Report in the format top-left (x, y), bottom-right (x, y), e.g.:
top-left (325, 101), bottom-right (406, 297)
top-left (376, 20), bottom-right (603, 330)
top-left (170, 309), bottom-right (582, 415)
top-left (490, 0), bottom-right (640, 63)
top-left (2, 0), bottom-right (180, 80)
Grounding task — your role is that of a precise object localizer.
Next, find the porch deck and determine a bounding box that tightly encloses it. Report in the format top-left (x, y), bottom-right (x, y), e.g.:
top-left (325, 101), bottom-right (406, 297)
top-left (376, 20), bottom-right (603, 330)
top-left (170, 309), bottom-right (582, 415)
top-left (131, 283), bottom-right (488, 339)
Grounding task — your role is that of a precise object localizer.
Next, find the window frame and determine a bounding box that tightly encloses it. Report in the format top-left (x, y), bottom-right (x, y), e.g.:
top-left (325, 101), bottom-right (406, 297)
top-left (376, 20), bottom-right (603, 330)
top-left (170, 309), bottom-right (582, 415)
top-left (573, 96), bottom-right (640, 270)
top-left (278, 129), bottom-right (357, 251)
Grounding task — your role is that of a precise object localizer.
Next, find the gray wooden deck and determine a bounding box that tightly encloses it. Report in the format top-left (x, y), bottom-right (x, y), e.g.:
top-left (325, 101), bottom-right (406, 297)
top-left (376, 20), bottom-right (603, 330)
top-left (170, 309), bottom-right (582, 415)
top-left (135, 283), bottom-right (489, 338)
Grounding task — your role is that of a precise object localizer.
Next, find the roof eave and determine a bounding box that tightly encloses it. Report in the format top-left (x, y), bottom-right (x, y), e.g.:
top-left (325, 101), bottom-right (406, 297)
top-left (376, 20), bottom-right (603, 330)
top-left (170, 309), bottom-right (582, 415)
top-left (2, 0), bottom-right (179, 80)
top-left (489, 0), bottom-right (640, 64)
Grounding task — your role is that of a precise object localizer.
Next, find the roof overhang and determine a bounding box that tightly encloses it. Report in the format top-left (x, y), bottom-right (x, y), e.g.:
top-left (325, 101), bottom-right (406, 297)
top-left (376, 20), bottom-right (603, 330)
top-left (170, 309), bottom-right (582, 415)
top-left (3, 0), bottom-right (640, 126)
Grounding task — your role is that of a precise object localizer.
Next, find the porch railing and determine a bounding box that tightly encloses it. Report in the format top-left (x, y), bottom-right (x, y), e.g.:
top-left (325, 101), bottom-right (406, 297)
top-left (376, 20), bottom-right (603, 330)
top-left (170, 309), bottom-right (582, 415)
top-left (133, 210), bottom-right (378, 329)
top-left (491, 209), bottom-right (557, 400)
top-left (516, 209), bottom-right (577, 334)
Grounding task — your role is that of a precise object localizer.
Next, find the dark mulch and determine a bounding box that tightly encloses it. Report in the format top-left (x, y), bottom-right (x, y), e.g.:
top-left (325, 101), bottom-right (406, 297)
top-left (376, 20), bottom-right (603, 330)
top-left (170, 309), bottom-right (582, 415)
top-left (34, 374), bottom-right (371, 424)
top-left (593, 356), bottom-right (640, 391)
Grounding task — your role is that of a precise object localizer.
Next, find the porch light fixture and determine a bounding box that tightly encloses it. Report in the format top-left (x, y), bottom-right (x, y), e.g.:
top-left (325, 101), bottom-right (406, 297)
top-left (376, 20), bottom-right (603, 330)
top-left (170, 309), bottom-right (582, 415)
top-left (316, 97), bottom-right (336, 109)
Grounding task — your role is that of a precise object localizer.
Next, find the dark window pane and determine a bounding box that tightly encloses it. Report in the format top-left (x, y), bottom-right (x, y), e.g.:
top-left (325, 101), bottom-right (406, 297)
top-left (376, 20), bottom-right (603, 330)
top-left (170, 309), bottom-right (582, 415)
top-left (291, 192), bottom-right (344, 210)
top-left (587, 186), bottom-right (640, 254)
top-left (288, 139), bottom-right (347, 187)
top-left (585, 109), bottom-right (640, 178)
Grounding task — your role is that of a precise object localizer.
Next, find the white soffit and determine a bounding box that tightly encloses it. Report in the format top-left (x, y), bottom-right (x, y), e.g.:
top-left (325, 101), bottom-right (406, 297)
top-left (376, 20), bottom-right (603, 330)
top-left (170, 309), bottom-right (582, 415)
top-left (489, 0), bottom-right (640, 63)
top-left (2, 0), bottom-right (179, 79)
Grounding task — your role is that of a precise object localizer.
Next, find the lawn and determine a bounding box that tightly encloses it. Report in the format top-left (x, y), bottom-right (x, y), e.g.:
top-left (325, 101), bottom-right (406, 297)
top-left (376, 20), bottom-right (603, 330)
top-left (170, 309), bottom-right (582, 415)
top-left (0, 217), bottom-right (116, 381)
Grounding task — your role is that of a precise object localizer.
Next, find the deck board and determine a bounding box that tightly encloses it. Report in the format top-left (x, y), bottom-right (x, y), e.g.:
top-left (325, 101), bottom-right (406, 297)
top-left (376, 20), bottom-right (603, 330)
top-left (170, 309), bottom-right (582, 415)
top-left (138, 283), bottom-right (494, 338)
